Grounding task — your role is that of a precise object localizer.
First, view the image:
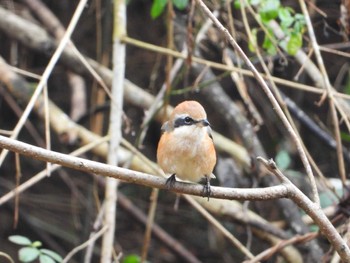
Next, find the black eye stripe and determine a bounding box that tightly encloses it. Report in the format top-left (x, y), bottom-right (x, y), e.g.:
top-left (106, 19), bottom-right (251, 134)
top-left (174, 116), bottom-right (195, 128)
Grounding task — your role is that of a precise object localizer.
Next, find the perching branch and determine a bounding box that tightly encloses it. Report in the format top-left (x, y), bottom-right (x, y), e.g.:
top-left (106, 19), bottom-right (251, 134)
top-left (0, 135), bottom-right (287, 201)
top-left (0, 135), bottom-right (349, 260)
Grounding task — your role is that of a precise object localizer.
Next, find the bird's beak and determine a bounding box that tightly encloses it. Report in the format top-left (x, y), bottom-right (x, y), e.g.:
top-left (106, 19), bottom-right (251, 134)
top-left (199, 119), bottom-right (210, 127)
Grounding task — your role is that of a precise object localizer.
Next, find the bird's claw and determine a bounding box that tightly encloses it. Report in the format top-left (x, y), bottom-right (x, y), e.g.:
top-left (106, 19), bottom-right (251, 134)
top-left (202, 177), bottom-right (211, 201)
top-left (165, 174), bottom-right (176, 188)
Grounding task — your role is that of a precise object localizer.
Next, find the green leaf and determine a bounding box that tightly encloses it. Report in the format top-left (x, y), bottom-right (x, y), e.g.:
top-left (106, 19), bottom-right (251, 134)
top-left (250, 0), bottom-right (261, 6)
top-left (122, 254), bottom-right (141, 263)
top-left (341, 131), bottom-right (350, 142)
top-left (32, 241), bottom-right (42, 248)
top-left (294, 20), bottom-right (305, 34)
top-left (309, 224), bottom-right (319, 232)
top-left (233, 0), bottom-right (241, 9)
top-left (19, 247), bottom-right (40, 262)
top-left (286, 33), bottom-right (302, 55)
top-left (40, 249), bottom-right (62, 262)
top-left (275, 150), bottom-right (291, 170)
top-left (248, 28), bottom-right (258, 52)
top-left (259, 0), bottom-right (280, 22)
top-left (8, 235), bottom-right (32, 246)
top-left (151, 0), bottom-right (168, 19)
top-left (172, 0), bottom-right (188, 10)
top-left (262, 34), bottom-right (277, 55)
top-left (294, 13), bottom-right (305, 21)
top-left (319, 189), bottom-right (339, 209)
top-left (39, 254), bottom-right (56, 263)
top-left (278, 7), bottom-right (293, 30)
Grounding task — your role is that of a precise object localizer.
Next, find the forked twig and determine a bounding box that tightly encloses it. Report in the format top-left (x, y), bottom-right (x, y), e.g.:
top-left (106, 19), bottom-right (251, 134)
top-left (257, 157), bottom-right (350, 261)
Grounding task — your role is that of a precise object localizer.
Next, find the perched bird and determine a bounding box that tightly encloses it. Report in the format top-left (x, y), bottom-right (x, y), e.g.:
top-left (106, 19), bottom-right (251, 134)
top-left (157, 100), bottom-right (216, 198)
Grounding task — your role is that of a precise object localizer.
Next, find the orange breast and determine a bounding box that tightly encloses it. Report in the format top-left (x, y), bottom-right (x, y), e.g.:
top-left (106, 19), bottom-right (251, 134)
top-left (157, 131), bottom-right (216, 182)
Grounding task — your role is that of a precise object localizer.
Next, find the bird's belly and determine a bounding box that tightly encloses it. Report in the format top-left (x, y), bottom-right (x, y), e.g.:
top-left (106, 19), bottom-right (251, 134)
top-left (164, 146), bottom-right (207, 182)
top-left (158, 127), bottom-right (215, 183)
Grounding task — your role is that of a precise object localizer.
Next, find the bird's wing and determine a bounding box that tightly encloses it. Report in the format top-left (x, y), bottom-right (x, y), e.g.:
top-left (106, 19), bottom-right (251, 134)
top-left (207, 126), bottom-right (213, 140)
top-left (161, 121), bottom-right (170, 133)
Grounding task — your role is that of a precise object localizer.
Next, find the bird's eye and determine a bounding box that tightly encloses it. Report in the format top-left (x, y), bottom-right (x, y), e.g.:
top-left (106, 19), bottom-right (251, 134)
top-left (184, 116), bottom-right (193, 124)
top-left (174, 116), bottom-right (195, 128)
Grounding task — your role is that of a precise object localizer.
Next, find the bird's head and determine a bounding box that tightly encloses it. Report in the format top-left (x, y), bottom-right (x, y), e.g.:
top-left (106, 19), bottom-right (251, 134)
top-left (161, 101), bottom-right (211, 133)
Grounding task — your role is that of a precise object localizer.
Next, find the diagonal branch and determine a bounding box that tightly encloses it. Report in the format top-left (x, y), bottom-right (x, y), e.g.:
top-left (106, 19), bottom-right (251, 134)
top-left (257, 157), bottom-right (350, 262)
top-left (194, 0), bottom-right (318, 204)
top-left (0, 0), bottom-right (88, 166)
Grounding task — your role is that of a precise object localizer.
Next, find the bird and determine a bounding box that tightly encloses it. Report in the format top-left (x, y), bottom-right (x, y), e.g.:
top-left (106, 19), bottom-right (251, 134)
top-left (157, 100), bottom-right (216, 198)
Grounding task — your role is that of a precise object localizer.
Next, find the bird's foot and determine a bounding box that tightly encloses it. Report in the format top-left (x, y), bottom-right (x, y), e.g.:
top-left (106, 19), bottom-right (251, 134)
top-left (202, 177), bottom-right (211, 201)
top-left (165, 174), bottom-right (177, 188)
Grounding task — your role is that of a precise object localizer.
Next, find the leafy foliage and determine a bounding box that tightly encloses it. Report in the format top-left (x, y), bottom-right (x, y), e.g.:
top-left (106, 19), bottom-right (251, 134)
top-left (151, 0), bottom-right (188, 19)
top-left (235, 0), bottom-right (306, 55)
top-left (8, 236), bottom-right (62, 263)
top-left (122, 254), bottom-right (151, 263)
top-left (122, 254), bottom-right (141, 263)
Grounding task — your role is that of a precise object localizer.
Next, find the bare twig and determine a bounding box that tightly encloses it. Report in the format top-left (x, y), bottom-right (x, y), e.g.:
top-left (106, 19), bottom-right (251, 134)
top-left (244, 232), bottom-right (317, 263)
top-left (118, 192), bottom-right (202, 263)
top-left (21, 0), bottom-right (87, 122)
top-left (240, 0), bottom-right (321, 205)
top-left (62, 225), bottom-right (108, 263)
top-left (0, 252), bottom-right (15, 263)
top-left (140, 188), bottom-right (159, 262)
top-left (194, 0), bottom-right (317, 204)
top-left (0, 136), bottom-right (110, 206)
top-left (0, 85), bottom-right (45, 147)
top-left (0, 0), bottom-right (88, 166)
top-left (185, 195), bottom-right (255, 259)
top-left (298, 0), bottom-right (347, 186)
top-left (257, 157), bottom-right (350, 261)
top-left (121, 36), bottom-right (347, 98)
top-left (0, 6), bottom-right (251, 168)
top-left (101, 0), bottom-right (126, 261)
top-left (195, 197), bottom-right (302, 262)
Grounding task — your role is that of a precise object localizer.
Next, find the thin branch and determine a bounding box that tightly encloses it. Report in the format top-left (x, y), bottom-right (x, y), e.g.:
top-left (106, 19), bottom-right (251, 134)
top-left (0, 135), bottom-right (288, 201)
top-left (240, 0), bottom-right (321, 204)
top-left (140, 188), bottom-right (159, 262)
top-left (0, 136), bottom-right (110, 206)
top-left (0, 7), bottom-right (251, 169)
top-left (62, 225), bottom-right (108, 263)
top-left (21, 0), bottom-right (87, 122)
top-left (194, 0), bottom-right (317, 203)
top-left (121, 36), bottom-right (350, 98)
top-left (185, 195), bottom-right (255, 259)
top-left (298, 0), bottom-right (347, 186)
top-left (118, 192), bottom-right (202, 263)
top-left (100, 0), bottom-right (126, 261)
top-left (244, 232), bottom-right (316, 263)
top-left (0, 85), bottom-right (45, 148)
top-left (0, 0), bottom-right (88, 166)
top-left (0, 252), bottom-right (15, 263)
top-left (257, 157), bottom-right (350, 262)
